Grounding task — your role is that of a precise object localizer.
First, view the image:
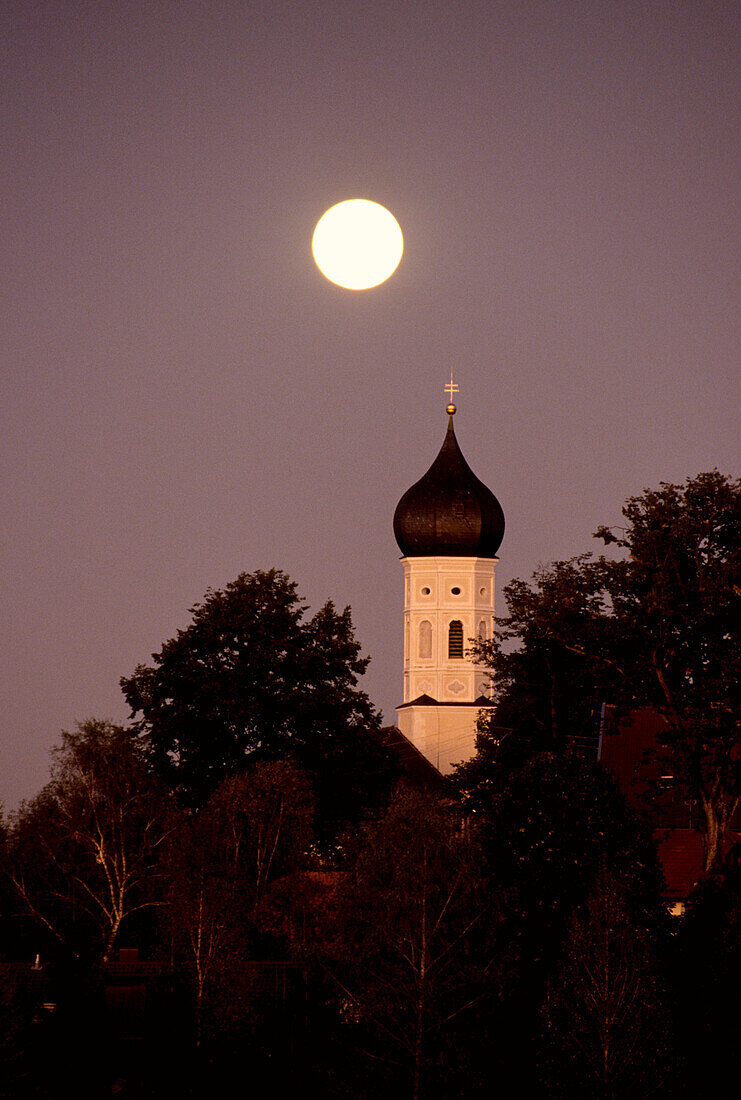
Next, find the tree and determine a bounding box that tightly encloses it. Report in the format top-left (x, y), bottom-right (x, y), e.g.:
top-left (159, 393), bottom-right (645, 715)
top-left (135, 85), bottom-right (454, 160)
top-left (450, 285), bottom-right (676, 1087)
top-left (453, 750), bottom-right (667, 1095)
top-left (8, 720), bottom-right (172, 964)
top-left (469, 473), bottom-right (740, 873)
top-left (455, 751), bottom-right (664, 957)
top-left (671, 856), bottom-right (741, 1093)
top-left (595, 471), bottom-right (741, 872)
top-left (541, 869), bottom-right (671, 1099)
top-left (329, 788), bottom-right (504, 1100)
top-left (467, 555), bottom-right (616, 766)
top-left (121, 569), bottom-right (397, 833)
top-left (162, 760), bottom-right (314, 1045)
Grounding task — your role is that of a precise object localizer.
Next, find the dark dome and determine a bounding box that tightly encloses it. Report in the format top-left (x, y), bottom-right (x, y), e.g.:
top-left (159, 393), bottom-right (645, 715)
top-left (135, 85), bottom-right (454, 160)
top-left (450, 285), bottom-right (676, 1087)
top-left (393, 416), bottom-right (505, 557)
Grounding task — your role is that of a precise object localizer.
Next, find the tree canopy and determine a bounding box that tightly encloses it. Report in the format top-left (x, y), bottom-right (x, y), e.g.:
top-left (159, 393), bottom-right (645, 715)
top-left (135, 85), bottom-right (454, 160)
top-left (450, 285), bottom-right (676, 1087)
top-left (469, 555), bottom-right (615, 762)
top-left (121, 569), bottom-right (397, 832)
top-left (596, 471), bottom-right (741, 870)
top-left (469, 472), bottom-right (740, 873)
top-left (455, 750), bottom-right (664, 948)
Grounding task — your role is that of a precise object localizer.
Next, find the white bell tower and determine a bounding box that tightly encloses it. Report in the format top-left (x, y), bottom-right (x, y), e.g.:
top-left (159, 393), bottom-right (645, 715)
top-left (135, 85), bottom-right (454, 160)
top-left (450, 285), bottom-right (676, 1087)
top-left (393, 381), bottom-right (504, 773)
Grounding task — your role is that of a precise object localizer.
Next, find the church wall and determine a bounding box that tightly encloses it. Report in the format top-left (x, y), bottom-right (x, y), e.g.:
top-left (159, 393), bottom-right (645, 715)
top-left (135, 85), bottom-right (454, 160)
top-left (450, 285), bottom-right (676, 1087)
top-left (397, 702), bottom-right (485, 775)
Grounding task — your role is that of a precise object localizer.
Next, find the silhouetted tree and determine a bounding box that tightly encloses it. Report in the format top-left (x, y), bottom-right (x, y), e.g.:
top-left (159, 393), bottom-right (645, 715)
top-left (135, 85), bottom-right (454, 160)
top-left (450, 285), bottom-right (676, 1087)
top-left (330, 789), bottom-right (505, 1100)
top-left (469, 556), bottom-right (615, 761)
top-left (595, 471), bottom-right (741, 871)
top-left (470, 473), bottom-right (740, 872)
top-left (671, 855), bottom-right (741, 1094)
top-left (453, 750), bottom-right (666, 1091)
top-left (457, 750), bottom-right (663, 933)
top-left (541, 868), bottom-right (671, 1099)
top-left (9, 720), bottom-right (172, 964)
top-left (163, 760), bottom-right (314, 1044)
top-left (121, 569), bottom-right (397, 835)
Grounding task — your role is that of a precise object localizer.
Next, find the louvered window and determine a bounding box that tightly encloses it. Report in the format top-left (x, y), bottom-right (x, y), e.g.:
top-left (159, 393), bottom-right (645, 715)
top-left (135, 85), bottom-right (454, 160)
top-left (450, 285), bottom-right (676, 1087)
top-left (448, 620), bottom-right (464, 659)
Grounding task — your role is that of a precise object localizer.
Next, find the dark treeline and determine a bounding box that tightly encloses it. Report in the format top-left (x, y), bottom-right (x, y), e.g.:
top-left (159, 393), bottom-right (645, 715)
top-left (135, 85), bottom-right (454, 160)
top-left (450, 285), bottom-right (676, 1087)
top-left (1, 473), bottom-right (739, 1099)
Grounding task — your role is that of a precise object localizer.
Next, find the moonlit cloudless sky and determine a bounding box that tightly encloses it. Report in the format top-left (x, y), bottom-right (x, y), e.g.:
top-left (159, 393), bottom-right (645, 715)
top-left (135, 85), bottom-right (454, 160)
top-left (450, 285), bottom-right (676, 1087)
top-left (2, 0), bottom-right (739, 807)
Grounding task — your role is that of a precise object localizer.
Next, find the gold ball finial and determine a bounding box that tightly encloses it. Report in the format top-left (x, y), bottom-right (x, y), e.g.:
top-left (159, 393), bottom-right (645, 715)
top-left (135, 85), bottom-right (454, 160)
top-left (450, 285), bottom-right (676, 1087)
top-left (444, 373), bottom-right (459, 416)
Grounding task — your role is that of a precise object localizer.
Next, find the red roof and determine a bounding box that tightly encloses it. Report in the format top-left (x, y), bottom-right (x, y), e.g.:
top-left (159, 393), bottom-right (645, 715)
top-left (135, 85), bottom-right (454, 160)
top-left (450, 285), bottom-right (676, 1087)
top-left (600, 708), bottom-right (705, 901)
top-left (655, 827), bottom-right (705, 900)
top-left (600, 707), bottom-right (668, 809)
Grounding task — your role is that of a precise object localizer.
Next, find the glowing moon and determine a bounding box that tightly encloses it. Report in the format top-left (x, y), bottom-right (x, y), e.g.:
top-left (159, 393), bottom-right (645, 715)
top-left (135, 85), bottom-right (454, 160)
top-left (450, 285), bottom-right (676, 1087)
top-left (312, 199), bottom-right (403, 290)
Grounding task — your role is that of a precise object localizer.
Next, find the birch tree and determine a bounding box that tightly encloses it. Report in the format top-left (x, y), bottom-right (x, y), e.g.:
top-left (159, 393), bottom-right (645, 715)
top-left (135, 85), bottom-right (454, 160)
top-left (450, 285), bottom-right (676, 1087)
top-left (332, 789), bottom-right (503, 1100)
top-left (163, 760), bottom-right (314, 1044)
top-left (542, 869), bottom-right (670, 1098)
top-left (9, 720), bottom-right (172, 964)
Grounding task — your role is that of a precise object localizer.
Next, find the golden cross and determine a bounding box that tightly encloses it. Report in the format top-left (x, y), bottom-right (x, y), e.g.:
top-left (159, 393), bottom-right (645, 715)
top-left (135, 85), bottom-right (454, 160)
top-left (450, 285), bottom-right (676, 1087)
top-left (445, 373), bottom-right (459, 407)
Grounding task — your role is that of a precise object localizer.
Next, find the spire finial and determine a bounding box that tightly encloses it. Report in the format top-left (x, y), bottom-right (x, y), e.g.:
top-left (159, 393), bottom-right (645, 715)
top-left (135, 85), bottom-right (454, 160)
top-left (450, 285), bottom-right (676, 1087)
top-left (445, 372), bottom-right (458, 415)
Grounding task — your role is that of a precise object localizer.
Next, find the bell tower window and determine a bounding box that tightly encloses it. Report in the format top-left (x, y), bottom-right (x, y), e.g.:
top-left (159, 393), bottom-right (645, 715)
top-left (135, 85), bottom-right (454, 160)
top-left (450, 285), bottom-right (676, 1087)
top-left (448, 620), bottom-right (464, 659)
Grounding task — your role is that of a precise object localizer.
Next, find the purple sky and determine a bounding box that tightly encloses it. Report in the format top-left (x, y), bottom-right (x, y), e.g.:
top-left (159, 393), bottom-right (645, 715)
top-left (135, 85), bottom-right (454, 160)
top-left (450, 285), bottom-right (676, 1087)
top-left (2, 0), bottom-right (739, 808)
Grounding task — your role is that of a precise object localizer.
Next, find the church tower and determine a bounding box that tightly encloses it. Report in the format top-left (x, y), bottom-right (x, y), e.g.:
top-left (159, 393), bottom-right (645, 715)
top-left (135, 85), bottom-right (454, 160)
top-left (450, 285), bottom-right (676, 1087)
top-left (393, 383), bottom-right (505, 773)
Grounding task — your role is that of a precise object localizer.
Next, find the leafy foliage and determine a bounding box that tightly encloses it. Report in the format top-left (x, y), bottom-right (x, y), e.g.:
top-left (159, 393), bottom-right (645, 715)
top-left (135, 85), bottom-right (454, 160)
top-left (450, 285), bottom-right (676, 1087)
top-left (121, 569), bottom-right (397, 833)
top-left (596, 471), bottom-right (741, 870)
top-left (467, 555), bottom-right (618, 771)
top-left (456, 751), bottom-right (664, 951)
top-left (469, 472), bottom-right (740, 872)
top-left (453, 750), bottom-right (667, 1095)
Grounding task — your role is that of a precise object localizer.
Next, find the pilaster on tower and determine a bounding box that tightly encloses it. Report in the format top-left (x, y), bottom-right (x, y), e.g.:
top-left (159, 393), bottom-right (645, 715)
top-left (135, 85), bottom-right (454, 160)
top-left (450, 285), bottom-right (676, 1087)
top-left (393, 383), bottom-right (504, 774)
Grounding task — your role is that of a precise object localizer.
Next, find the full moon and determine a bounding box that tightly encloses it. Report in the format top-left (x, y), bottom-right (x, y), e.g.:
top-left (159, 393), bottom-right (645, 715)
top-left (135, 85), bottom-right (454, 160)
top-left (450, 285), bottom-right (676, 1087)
top-left (312, 199), bottom-right (403, 290)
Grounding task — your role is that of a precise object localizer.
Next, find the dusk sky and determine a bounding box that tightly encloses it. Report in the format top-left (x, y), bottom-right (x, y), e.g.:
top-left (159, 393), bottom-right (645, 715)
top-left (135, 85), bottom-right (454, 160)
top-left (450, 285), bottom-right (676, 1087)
top-left (2, 0), bottom-right (738, 808)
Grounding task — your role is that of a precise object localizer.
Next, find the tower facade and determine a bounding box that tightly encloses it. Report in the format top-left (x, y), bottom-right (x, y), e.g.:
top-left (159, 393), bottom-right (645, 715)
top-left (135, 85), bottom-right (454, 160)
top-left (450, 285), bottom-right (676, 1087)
top-left (393, 394), bottom-right (504, 773)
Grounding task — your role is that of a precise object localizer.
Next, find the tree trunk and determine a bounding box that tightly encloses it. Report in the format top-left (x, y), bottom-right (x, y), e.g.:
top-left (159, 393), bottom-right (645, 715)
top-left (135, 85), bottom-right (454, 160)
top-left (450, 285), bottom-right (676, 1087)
top-left (102, 912), bottom-right (122, 964)
top-left (701, 796), bottom-right (723, 874)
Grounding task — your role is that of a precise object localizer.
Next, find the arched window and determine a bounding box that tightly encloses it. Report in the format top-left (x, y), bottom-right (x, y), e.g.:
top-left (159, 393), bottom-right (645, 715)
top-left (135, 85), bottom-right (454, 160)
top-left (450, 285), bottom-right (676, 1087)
top-left (418, 620), bottom-right (432, 659)
top-left (448, 620), bottom-right (464, 659)
top-left (478, 619), bottom-right (487, 641)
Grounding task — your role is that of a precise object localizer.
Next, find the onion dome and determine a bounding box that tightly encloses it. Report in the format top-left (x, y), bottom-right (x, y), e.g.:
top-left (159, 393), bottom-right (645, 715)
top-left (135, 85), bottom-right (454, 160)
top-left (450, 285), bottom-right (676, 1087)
top-left (393, 412), bottom-right (505, 557)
